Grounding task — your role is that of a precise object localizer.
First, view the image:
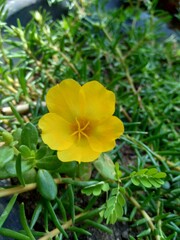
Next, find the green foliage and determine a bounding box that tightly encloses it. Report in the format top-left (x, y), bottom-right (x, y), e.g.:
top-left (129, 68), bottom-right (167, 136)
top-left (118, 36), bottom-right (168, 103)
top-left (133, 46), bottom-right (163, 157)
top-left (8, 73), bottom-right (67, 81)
top-left (93, 154), bottom-right (116, 180)
top-left (36, 169), bottom-right (57, 200)
top-left (0, 146), bottom-right (14, 168)
top-left (82, 181), bottom-right (109, 196)
top-left (21, 122), bottom-right (38, 150)
top-left (130, 168), bottom-right (166, 188)
top-left (100, 187), bottom-right (126, 224)
top-left (0, 0), bottom-right (179, 239)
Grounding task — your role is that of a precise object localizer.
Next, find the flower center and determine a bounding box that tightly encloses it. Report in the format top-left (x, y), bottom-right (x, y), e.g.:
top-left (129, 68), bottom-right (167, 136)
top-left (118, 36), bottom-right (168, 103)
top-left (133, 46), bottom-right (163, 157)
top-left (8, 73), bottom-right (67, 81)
top-left (71, 118), bottom-right (90, 141)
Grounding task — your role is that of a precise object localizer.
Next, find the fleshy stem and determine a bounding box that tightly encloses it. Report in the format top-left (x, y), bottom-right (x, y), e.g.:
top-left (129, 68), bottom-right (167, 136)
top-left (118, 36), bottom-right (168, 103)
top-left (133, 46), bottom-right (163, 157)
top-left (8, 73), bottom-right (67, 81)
top-left (0, 178), bottom-right (61, 198)
top-left (0, 178), bottom-right (98, 197)
top-left (126, 193), bottom-right (161, 240)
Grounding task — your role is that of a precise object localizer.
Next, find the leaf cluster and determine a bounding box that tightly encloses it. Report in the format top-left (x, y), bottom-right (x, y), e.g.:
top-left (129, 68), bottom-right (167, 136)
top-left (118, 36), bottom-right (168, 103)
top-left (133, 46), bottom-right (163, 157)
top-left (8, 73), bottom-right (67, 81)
top-left (131, 168), bottom-right (166, 188)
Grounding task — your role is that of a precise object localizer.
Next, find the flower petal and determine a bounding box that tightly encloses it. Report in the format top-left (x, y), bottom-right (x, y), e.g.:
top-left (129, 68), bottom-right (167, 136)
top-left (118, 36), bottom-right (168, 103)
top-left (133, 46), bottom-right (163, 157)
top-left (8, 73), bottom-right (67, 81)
top-left (38, 113), bottom-right (74, 150)
top-left (46, 79), bottom-right (82, 122)
top-left (88, 116), bottom-right (124, 152)
top-left (81, 81), bottom-right (115, 120)
top-left (57, 138), bottom-right (100, 163)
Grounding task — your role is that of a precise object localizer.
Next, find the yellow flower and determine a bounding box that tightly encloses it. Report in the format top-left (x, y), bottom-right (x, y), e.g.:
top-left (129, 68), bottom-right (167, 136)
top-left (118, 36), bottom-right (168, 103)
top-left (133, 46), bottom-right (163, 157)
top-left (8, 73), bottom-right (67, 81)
top-left (38, 79), bottom-right (124, 163)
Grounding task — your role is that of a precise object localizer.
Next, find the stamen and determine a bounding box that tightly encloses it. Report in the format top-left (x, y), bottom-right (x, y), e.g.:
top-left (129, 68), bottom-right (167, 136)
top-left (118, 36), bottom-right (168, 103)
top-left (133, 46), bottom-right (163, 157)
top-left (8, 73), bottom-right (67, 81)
top-left (71, 118), bottom-right (90, 141)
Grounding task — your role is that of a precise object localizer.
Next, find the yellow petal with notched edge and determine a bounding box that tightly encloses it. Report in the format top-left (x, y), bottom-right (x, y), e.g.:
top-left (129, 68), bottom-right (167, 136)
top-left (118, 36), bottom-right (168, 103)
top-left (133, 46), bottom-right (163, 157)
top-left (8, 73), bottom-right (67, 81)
top-left (46, 79), bottom-right (82, 122)
top-left (88, 116), bottom-right (124, 152)
top-left (57, 138), bottom-right (100, 163)
top-left (38, 113), bottom-right (74, 150)
top-left (81, 81), bottom-right (115, 121)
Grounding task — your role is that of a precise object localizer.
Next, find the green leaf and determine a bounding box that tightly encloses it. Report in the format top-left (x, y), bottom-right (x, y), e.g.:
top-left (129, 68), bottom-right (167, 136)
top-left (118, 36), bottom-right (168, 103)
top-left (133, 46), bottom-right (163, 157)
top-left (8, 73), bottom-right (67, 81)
top-left (84, 219), bottom-right (113, 234)
top-left (78, 162), bottom-right (92, 180)
top-left (36, 155), bottom-right (62, 171)
top-left (148, 178), bottom-right (161, 188)
top-left (131, 177), bottom-right (140, 186)
top-left (93, 185), bottom-right (102, 196)
top-left (0, 168), bottom-right (11, 179)
top-left (115, 162), bottom-right (122, 179)
top-left (2, 131), bottom-right (13, 145)
top-left (0, 146), bottom-right (14, 168)
top-left (137, 228), bottom-right (151, 237)
top-left (35, 146), bottom-right (48, 159)
top-left (30, 204), bottom-right (43, 229)
top-left (23, 168), bottom-right (37, 184)
top-left (146, 168), bottom-right (158, 175)
top-left (136, 169), bottom-right (148, 175)
top-left (153, 172), bottom-right (167, 178)
top-left (69, 226), bottom-right (91, 236)
top-left (154, 178), bottom-right (164, 185)
top-left (5, 159), bottom-right (33, 177)
top-left (19, 145), bottom-right (32, 158)
top-left (130, 168), bottom-right (166, 188)
top-left (21, 122), bottom-right (38, 150)
top-left (58, 161), bottom-right (78, 176)
top-left (67, 184), bottom-right (75, 223)
top-left (16, 154), bottom-right (25, 186)
top-left (36, 169), bottom-right (57, 200)
top-left (82, 181), bottom-right (109, 196)
top-left (117, 193), bottom-right (126, 206)
top-left (93, 154), bottom-right (115, 180)
top-left (102, 183), bottom-right (110, 192)
top-left (46, 201), bottom-right (68, 238)
top-left (19, 203), bottom-right (35, 240)
top-left (0, 194), bottom-right (18, 228)
top-left (0, 228), bottom-right (30, 240)
top-left (102, 187), bottom-right (125, 224)
top-left (139, 177), bottom-right (152, 188)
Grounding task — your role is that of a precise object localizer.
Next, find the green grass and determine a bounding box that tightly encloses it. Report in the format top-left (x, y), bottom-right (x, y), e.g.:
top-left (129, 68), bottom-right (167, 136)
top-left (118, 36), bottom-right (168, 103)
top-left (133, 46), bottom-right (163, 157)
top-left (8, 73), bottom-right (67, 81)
top-left (0, 0), bottom-right (179, 239)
